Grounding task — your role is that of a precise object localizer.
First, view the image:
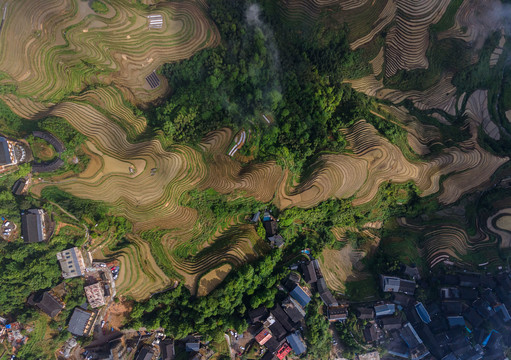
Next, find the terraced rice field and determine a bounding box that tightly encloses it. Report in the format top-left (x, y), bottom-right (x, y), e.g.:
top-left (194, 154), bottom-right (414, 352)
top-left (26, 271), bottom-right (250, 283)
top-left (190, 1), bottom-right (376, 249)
top-left (464, 90), bottom-right (500, 140)
top-left (347, 72), bottom-right (458, 115)
top-left (276, 119), bottom-right (508, 208)
top-left (437, 0), bottom-right (503, 48)
top-left (0, 0), bottom-right (219, 103)
top-left (487, 209), bottom-right (511, 248)
top-left (91, 234), bottom-right (172, 300)
top-left (320, 245), bottom-right (365, 292)
top-left (162, 224), bottom-right (267, 294)
top-left (3, 0), bottom-right (507, 297)
top-left (384, 0), bottom-right (451, 76)
top-left (409, 222), bottom-right (497, 268)
top-left (197, 264), bottom-right (233, 296)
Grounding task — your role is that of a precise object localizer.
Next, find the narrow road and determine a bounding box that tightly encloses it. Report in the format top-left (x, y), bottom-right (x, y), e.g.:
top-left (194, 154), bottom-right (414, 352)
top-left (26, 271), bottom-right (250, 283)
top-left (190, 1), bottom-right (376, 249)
top-left (0, 5), bottom-right (7, 37)
top-left (224, 333), bottom-right (235, 360)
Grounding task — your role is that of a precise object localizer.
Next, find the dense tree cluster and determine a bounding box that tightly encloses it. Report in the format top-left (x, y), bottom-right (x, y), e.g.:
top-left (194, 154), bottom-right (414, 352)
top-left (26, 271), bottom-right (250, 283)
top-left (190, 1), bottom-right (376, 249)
top-left (129, 250), bottom-right (287, 340)
top-left (150, 0), bottom-right (398, 172)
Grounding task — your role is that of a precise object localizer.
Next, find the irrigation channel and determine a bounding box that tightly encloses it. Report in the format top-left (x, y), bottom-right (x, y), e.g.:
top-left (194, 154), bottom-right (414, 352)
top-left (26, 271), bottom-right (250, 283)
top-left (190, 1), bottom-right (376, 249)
top-left (0, 5), bottom-right (7, 36)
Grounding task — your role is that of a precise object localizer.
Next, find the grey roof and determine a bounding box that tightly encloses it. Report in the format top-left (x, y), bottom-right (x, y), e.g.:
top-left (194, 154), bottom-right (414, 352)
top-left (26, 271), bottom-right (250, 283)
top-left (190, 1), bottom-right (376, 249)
top-left (248, 306), bottom-right (269, 323)
top-left (380, 316), bottom-right (402, 330)
top-left (0, 137), bottom-right (11, 165)
top-left (374, 304), bottom-right (396, 317)
top-left (463, 307), bottom-right (484, 328)
top-left (271, 304), bottom-right (295, 332)
top-left (268, 234), bottom-right (284, 247)
top-left (185, 341), bottom-right (200, 352)
top-left (400, 323), bottom-right (422, 349)
top-left (160, 340), bottom-right (174, 360)
top-left (269, 320), bottom-right (287, 341)
top-left (458, 273), bottom-right (481, 287)
top-left (495, 304), bottom-right (511, 322)
top-left (317, 277), bottom-right (338, 306)
top-left (251, 211), bottom-right (260, 223)
top-left (21, 209), bottom-right (44, 243)
top-left (282, 297), bottom-right (305, 323)
top-left (404, 265), bottom-right (420, 279)
top-left (289, 285), bottom-right (310, 308)
top-left (363, 323), bottom-right (380, 342)
top-left (301, 261), bottom-right (317, 283)
top-left (387, 337), bottom-right (409, 358)
top-left (136, 347), bottom-right (154, 360)
top-left (263, 219), bottom-right (278, 237)
top-left (33, 291), bottom-right (64, 318)
top-left (286, 333), bottom-right (306, 355)
top-left (381, 275), bottom-right (416, 295)
top-left (68, 307), bottom-right (93, 336)
top-left (12, 178), bottom-right (26, 195)
top-left (327, 305), bottom-right (348, 321)
top-left (447, 316), bottom-right (466, 328)
top-left (357, 307), bottom-right (375, 319)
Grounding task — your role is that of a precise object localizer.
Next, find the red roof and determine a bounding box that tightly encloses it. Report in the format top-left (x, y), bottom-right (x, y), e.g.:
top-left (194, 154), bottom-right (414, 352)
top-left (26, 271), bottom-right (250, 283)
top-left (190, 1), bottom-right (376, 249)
top-left (276, 342), bottom-right (292, 359)
top-left (255, 329), bottom-right (272, 345)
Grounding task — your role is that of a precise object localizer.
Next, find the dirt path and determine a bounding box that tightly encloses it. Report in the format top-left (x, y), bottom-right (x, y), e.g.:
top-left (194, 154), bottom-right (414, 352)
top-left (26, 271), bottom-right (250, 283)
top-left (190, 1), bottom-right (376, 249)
top-left (224, 333), bottom-right (235, 360)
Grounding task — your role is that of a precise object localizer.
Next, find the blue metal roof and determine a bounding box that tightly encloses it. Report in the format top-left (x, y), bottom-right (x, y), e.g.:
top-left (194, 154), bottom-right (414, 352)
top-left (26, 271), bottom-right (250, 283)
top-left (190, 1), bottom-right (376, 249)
top-left (286, 333), bottom-right (306, 355)
top-left (290, 285), bottom-right (311, 308)
top-left (447, 316), bottom-right (466, 328)
top-left (374, 304), bottom-right (396, 316)
top-left (415, 302), bottom-right (431, 324)
top-left (495, 304), bottom-right (511, 322)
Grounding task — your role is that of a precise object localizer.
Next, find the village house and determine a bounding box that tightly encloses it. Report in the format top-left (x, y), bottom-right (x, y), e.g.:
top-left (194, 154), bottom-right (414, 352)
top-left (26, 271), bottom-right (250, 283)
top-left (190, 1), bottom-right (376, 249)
top-left (56, 247), bottom-right (87, 279)
top-left (0, 136), bottom-right (27, 169)
top-left (380, 316), bottom-right (402, 331)
top-left (28, 290), bottom-right (65, 318)
top-left (286, 332), bottom-right (306, 356)
top-left (159, 339), bottom-right (174, 360)
top-left (67, 307), bottom-right (95, 336)
top-left (327, 304), bottom-right (348, 322)
top-left (301, 261), bottom-right (317, 284)
top-left (380, 275), bottom-right (416, 295)
top-left (281, 296), bottom-right (306, 323)
top-left (356, 351), bottom-right (381, 360)
top-left (374, 303), bottom-right (396, 317)
top-left (275, 342), bottom-right (292, 360)
top-left (185, 340), bottom-right (200, 353)
top-left (12, 177), bottom-right (26, 196)
top-left (135, 346), bottom-right (154, 360)
top-left (317, 277), bottom-right (338, 307)
top-left (357, 307), bottom-right (375, 320)
top-left (84, 282), bottom-right (106, 308)
top-left (255, 329), bottom-right (273, 345)
top-left (289, 285), bottom-right (311, 308)
top-left (21, 208), bottom-right (48, 243)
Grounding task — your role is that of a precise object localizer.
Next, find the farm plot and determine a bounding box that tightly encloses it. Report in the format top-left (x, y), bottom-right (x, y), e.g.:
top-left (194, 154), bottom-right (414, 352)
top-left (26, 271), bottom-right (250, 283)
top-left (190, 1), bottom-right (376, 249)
top-left (347, 72), bottom-right (458, 115)
top-left (92, 234), bottom-right (172, 300)
top-left (437, 0), bottom-right (504, 49)
top-left (487, 209), bottom-right (511, 248)
top-left (0, 0), bottom-right (219, 104)
top-left (276, 119), bottom-right (508, 208)
top-left (163, 224), bottom-right (267, 294)
top-left (464, 89), bottom-right (500, 140)
top-left (384, 0), bottom-right (451, 77)
top-left (421, 223), bottom-right (499, 268)
top-left (197, 264), bottom-right (233, 296)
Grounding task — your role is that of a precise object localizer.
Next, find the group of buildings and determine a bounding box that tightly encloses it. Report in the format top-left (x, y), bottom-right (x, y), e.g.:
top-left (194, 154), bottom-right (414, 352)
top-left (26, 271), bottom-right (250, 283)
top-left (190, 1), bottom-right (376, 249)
top-left (239, 256), bottom-right (348, 360)
top-left (345, 268), bottom-right (511, 360)
top-left (0, 135), bottom-right (27, 172)
top-left (28, 247), bottom-right (116, 341)
top-left (260, 210), bottom-right (285, 248)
